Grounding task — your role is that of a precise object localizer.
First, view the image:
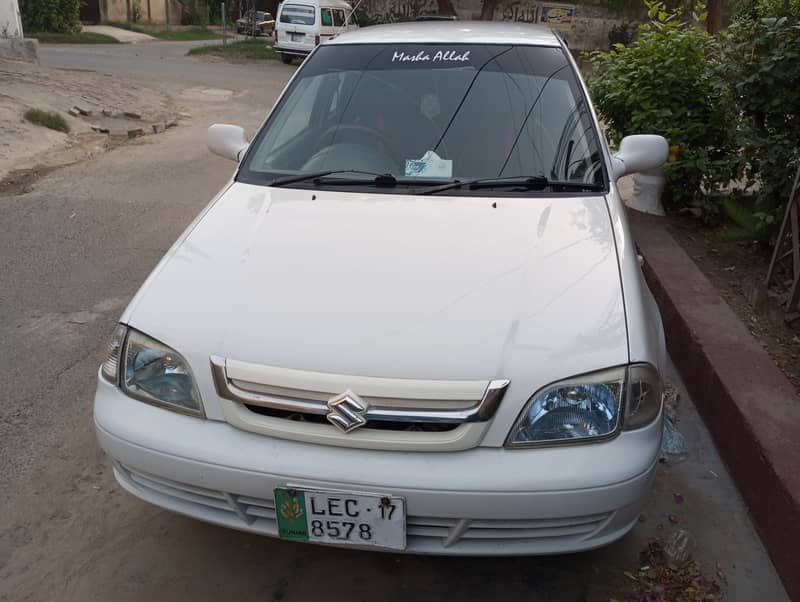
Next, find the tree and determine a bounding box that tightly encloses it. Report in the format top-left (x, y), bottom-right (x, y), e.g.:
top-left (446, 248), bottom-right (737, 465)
top-left (19, 0), bottom-right (81, 32)
top-left (479, 0), bottom-right (498, 19)
top-left (706, 0), bottom-right (723, 34)
top-left (437, 0), bottom-right (456, 16)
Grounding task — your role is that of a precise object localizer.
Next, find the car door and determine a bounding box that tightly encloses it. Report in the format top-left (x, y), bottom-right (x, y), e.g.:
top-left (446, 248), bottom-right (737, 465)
top-left (319, 7), bottom-right (338, 42)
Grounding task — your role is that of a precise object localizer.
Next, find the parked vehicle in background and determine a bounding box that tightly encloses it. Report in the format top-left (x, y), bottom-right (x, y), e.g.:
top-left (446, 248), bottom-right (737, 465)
top-left (236, 10), bottom-right (276, 35)
top-left (274, 0), bottom-right (357, 64)
top-left (95, 21), bottom-right (670, 556)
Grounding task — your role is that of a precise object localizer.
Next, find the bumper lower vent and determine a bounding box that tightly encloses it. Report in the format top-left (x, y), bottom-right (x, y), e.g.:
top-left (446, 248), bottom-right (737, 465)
top-left (115, 463), bottom-right (614, 553)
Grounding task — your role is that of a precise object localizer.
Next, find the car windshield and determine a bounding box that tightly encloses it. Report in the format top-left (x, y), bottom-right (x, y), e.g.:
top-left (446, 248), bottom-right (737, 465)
top-left (239, 43), bottom-right (606, 192)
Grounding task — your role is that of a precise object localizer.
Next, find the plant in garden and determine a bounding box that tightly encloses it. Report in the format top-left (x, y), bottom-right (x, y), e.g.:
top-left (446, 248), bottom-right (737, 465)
top-left (182, 0), bottom-right (210, 27)
top-left (19, 0), bottom-right (81, 33)
top-left (608, 21), bottom-right (636, 48)
top-left (753, 0), bottom-right (800, 18)
top-left (587, 1), bottom-right (738, 222)
top-left (716, 16), bottom-right (800, 241)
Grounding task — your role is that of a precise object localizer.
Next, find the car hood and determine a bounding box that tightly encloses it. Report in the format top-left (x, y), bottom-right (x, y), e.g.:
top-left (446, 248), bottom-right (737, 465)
top-left (125, 183), bottom-right (628, 386)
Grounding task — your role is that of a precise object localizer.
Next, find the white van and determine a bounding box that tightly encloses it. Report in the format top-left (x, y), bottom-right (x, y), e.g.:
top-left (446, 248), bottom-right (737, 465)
top-left (274, 0), bottom-right (357, 64)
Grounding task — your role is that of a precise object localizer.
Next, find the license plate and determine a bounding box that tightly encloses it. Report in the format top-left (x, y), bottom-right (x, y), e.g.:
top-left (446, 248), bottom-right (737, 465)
top-left (274, 488), bottom-right (406, 550)
top-left (290, 33), bottom-right (302, 41)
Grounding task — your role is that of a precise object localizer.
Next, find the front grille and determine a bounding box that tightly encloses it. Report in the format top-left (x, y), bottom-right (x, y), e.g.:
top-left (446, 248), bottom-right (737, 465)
top-left (243, 404), bottom-right (460, 432)
top-left (210, 355), bottom-right (510, 441)
top-left (116, 463), bottom-right (612, 549)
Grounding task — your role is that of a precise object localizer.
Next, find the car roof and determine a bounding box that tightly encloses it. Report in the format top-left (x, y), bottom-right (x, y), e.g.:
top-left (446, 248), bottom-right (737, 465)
top-left (328, 21), bottom-right (562, 47)
top-left (280, 0), bottom-right (353, 9)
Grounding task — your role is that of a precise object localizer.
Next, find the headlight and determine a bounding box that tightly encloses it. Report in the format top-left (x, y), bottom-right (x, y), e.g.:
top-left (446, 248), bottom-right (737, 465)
top-left (506, 364), bottom-right (662, 447)
top-left (101, 323), bottom-right (127, 384)
top-left (115, 327), bottom-right (204, 417)
top-left (624, 363), bottom-right (663, 429)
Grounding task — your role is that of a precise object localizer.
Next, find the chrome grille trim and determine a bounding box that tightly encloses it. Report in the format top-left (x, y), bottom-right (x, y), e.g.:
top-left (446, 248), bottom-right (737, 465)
top-left (210, 355), bottom-right (510, 425)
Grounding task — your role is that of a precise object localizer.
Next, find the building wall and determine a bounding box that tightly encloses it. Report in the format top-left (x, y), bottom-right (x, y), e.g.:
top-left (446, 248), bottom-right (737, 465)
top-left (358, 0), bottom-right (636, 51)
top-left (102, 0), bottom-right (129, 22)
top-left (101, 0), bottom-right (184, 24)
top-left (0, 0), bottom-right (24, 38)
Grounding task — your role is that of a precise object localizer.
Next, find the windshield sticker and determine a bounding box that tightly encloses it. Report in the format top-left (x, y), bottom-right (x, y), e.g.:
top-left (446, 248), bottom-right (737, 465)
top-left (391, 50), bottom-right (471, 63)
top-left (405, 150), bottom-right (453, 178)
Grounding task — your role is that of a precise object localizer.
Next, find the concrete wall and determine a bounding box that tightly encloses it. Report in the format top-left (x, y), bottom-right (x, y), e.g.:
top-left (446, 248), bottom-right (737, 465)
top-left (359, 0), bottom-right (637, 51)
top-left (101, 0), bottom-right (184, 24)
top-left (102, 0), bottom-right (129, 23)
top-left (0, 0), bottom-right (24, 37)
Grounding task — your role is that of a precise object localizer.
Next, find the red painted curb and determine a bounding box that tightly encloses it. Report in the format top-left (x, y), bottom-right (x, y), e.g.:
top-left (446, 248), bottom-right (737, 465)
top-left (629, 210), bottom-right (800, 600)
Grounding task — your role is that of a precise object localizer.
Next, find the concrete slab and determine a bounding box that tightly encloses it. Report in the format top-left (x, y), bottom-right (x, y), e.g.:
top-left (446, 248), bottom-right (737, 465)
top-left (630, 209), bottom-right (800, 600)
top-left (0, 38), bottom-right (39, 63)
top-left (624, 360), bottom-right (789, 601)
top-left (81, 25), bottom-right (155, 43)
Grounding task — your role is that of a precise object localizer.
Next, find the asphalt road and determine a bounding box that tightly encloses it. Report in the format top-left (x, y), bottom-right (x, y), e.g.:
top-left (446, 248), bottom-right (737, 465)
top-left (0, 44), bottom-right (789, 601)
top-left (40, 40), bottom-right (293, 91)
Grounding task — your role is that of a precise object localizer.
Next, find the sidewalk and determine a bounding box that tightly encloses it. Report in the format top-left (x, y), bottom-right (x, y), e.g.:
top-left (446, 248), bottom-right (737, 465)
top-left (82, 25), bottom-right (155, 43)
top-left (629, 209), bottom-right (800, 601)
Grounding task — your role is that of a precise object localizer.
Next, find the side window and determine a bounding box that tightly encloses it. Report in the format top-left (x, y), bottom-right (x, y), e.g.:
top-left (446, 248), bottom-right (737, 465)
top-left (332, 9), bottom-right (345, 26)
top-left (321, 8), bottom-right (333, 26)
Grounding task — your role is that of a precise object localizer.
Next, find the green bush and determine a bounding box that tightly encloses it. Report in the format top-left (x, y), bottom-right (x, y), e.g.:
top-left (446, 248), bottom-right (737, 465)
top-left (716, 16), bottom-right (800, 241)
top-left (587, 1), bottom-right (738, 222)
top-left (20, 0), bottom-right (81, 33)
top-left (24, 108), bottom-right (70, 133)
top-left (731, 0), bottom-right (800, 19)
top-left (608, 22), bottom-right (636, 48)
top-left (182, 0), bottom-right (210, 27)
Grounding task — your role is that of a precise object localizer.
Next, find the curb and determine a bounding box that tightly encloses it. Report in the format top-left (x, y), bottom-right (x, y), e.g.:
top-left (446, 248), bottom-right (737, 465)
top-left (629, 210), bottom-right (800, 600)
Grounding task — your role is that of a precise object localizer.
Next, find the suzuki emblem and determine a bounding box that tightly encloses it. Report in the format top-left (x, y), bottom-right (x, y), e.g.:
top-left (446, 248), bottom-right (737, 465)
top-left (326, 390), bottom-right (368, 433)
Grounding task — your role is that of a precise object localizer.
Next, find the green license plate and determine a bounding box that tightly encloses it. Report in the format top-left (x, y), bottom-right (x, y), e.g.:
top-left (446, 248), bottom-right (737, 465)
top-left (274, 488), bottom-right (406, 550)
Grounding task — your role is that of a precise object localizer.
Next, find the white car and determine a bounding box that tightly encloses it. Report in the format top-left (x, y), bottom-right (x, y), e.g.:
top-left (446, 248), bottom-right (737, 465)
top-left (274, 0), bottom-right (357, 64)
top-left (95, 21), bottom-right (669, 555)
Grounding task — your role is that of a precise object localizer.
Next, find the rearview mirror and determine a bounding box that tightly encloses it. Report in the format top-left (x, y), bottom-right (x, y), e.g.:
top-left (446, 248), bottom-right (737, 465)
top-left (610, 135), bottom-right (669, 180)
top-left (208, 124), bottom-right (249, 162)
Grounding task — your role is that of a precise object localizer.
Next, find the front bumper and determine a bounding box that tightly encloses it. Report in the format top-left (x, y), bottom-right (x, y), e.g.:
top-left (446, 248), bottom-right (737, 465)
top-left (274, 46), bottom-right (310, 57)
top-left (94, 377), bottom-right (661, 555)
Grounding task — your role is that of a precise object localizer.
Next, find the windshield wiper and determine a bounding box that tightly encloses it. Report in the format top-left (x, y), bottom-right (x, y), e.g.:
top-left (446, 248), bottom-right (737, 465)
top-left (269, 170), bottom-right (397, 187)
top-left (419, 176), bottom-right (604, 195)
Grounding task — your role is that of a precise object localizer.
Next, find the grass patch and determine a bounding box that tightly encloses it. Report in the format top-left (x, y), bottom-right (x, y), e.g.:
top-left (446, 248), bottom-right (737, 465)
top-left (24, 109), bottom-right (70, 133)
top-left (188, 39), bottom-right (278, 60)
top-left (30, 31), bottom-right (120, 44)
top-left (140, 26), bottom-right (220, 41)
top-left (108, 22), bottom-right (220, 40)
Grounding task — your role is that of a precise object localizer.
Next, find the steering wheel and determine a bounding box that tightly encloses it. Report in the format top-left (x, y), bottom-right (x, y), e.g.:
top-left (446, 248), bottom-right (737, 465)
top-left (318, 124), bottom-right (404, 169)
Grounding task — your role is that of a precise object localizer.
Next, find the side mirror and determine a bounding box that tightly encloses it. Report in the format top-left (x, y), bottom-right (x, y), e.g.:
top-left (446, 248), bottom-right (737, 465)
top-left (610, 135), bottom-right (669, 180)
top-left (208, 124), bottom-right (249, 162)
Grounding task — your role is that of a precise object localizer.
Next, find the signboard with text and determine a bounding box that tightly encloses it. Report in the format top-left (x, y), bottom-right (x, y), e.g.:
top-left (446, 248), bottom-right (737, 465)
top-left (540, 2), bottom-right (575, 29)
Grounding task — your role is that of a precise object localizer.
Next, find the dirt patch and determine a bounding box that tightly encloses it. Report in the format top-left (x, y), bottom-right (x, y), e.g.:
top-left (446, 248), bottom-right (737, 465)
top-left (0, 131), bottom-right (137, 197)
top-left (667, 215), bottom-right (800, 393)
top-left (0, 165), bottom-right (58, 196)
top-left (0, 59), bottom-right (179, 183)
